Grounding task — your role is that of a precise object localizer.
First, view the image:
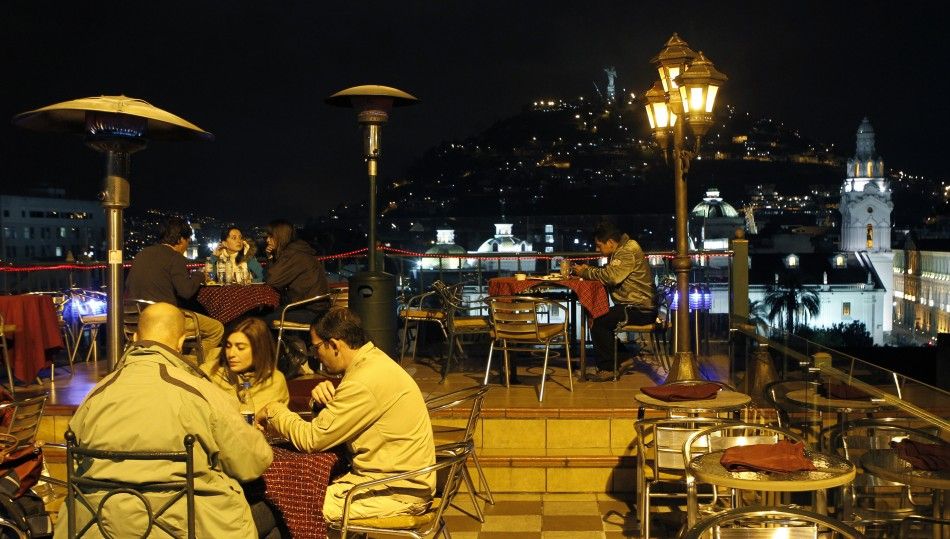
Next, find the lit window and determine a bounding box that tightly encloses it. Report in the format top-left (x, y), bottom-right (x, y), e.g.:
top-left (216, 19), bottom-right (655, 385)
top-left (785, 254), bottom-right (799, 268)
top-left (842, 302), bottom-right (851, 317)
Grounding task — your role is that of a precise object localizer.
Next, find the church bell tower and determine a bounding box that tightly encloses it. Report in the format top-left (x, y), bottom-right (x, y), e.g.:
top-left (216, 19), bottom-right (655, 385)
top-left (839, 117), bottom-right (894, 337)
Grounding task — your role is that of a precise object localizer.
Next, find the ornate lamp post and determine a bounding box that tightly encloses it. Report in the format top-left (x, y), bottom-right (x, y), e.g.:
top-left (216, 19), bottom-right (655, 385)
top-left (13, 96), bottom-right (213, 370)
top-left (326, 85), bottom-right (418, 357)
top-left (643, 34), bottom-right (727, 381)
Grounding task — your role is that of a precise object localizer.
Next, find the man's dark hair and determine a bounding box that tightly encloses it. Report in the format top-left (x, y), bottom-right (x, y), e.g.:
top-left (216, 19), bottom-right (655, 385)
top-left (158, 217), bottom-right (193, 245)
top-left (593, 221), bottom-right (623, 243)
top-left (311, 308), bottom-right (367, 350)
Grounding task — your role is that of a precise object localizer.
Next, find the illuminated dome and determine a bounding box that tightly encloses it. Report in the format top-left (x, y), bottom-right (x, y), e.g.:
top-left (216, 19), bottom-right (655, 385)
top-left (691, 188), bottom-right (739, 218)
top-left (476, 224), bottom-right (532, 253)
top-left (420, 228), bottom-right (467, 270)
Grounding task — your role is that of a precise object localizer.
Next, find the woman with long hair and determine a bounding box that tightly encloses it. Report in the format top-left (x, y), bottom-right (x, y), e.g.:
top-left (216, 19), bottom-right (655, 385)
top-left (201, 318), bottom-right (288, 412)
top-left (264, 219), bottom-right (329, 325)
top-left (211, 226), bottom-right (264, 283)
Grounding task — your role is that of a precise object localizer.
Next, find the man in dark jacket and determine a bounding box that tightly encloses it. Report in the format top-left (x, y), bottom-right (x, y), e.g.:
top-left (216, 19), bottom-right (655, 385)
top-left (264, 220), bottom-right (330, 325)
top-left (126, 217), bottom-right (224, 362)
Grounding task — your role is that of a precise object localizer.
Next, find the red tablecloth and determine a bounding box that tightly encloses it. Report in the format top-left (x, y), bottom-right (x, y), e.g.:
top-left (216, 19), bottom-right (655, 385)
top-left (197, 284), bottom-right (280, 324)
top-left (488, 277), bottom-right (610, 318)
top-left (264, 446), bottom-right (347, 539)
top-left (0, 294), bottom-right (63, 382)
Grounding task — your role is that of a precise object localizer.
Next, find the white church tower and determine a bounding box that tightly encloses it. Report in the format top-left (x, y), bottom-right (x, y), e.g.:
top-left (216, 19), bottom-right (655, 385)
top-left (839, 117), bottom-right (894, 336)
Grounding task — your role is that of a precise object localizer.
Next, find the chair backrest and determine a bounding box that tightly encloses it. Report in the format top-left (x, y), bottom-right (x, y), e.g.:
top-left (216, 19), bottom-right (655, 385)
top-left (338, 440), bottom-right (473, 538)
top-left (487, 296), bottom-right (564, 342)
top-left (684, 423), bottom-right (803, 467)
top-left (636, 417), bottom-right (739, 476)
top-left (425, 385), bottom-right (490, 443)
top-left (3, 394), bottom-right (48, 448)
top-left (763, 380), bottom-right (822, 428)
top-left (330, 286), bottom-right (349, 309)
top-left (682, 505), bottom-right (866, 539)
top-left (822, 418), bottom-right (945, 462)
top-left (65, 429), bottom-right (198, 539)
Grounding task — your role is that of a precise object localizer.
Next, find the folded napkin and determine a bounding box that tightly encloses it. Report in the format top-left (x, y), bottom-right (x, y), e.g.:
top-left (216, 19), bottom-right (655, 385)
top-left (891, 439), bottom-right (950, 472)
top-left (819, 382), bottom-right (872, 400)
top-left (640, 382), bottom-right (721, 402)
top-left (720, 440), bottom-right (816, 473)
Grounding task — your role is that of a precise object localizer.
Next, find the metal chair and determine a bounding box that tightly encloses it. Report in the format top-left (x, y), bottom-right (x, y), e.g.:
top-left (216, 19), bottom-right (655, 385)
top-left (431, 281), bottom-right (491, 380)
top-left (330, 285), bottom-right (349, 309)
top-left (0, 314), bottom-right (15, 396)
top-left (763, 380), bottom-right (823, 440)
top-left (681, 505), bottom-right (867, 539)
top-left (682, 422), bottom-right (806, 528)
top-left (612, 302), bottom-right (670, 381)
top-left (899, 515), bottom-right (950, 539)
top-left (64, 429), bottom-right (198, 538)
top-left (426, 386), bottom-right (494, 522)
top-left (820, 418), bottom-right (947, 532)
top-left (0, 394), bottom-right (47, 450)
top-left (635, 416), bottom-right (740, 539)
top-left (328, 440), bottom-right (472, 539)
top-left (272, 293), bottom-right (331, 361)
top-left (483, 295), bottom-right (573, 402)
top-left (66, 289), bottom-right (107, 364)
top-left (398, 286), bottom-right (447, 364)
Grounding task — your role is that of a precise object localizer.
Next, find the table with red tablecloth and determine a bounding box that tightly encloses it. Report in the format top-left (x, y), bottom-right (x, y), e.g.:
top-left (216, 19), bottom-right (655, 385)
top-left (488, 277), bottom-right (610, 373)
top-left (0, 294), bottom-right (64, 383)
top-left (488, 277), bottom-right (610, 318)
top-left (263, 445), bottom-right (348, 539)
top-left (196, 284), bottom-right (280, 325)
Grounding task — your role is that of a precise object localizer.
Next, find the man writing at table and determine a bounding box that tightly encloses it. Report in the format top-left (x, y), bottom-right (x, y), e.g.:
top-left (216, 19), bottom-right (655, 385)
top-left (126, 216), bottom-right (224, 363)
top-left (571, 221), bottom-right (656, 382)
top-left (257, 308), bottom-right (435, 526)
top-left (56, 303), bottom-right (275, 538)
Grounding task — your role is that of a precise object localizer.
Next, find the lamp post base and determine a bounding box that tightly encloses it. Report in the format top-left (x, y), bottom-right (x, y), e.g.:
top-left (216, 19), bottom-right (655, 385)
top-left (665, 351), bottom-right (702, 383)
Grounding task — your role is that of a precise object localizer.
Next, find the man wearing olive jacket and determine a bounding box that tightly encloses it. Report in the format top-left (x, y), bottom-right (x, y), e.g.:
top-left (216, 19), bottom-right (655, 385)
top-left (258, 308), bottom-right (435, 524)
top-left (572, 221), bottom-right (656, 382)
top-left (57, 303), bottom-right (274, 538)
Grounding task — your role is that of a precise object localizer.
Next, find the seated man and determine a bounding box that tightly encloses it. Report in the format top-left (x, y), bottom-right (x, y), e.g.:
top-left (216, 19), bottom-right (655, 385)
top-left (126, 216), bottom-right (224, 362)
top-left (56, 303), bottom-right (274, 538)
top-left (257, 308), bottom-right (435, 525)
top-left (571, 221), bottom-right (656, 382)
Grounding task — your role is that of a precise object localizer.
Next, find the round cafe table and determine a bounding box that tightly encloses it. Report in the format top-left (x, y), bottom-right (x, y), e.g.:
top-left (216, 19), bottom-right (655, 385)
top-left (196, 284), bottom-right (280, 325)
top-left (861, 449), bottom-right (949, 539)
top-left (0, 294), bottom-right (64, 383)
top-left (688, 447), bottom-right (855, 519)
top-left (635, 389), bottom-right (751, 416)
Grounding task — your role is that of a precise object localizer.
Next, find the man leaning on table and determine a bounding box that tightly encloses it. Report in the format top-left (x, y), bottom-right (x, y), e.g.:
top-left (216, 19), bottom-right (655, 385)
top-left (56, 303), bottom-right (276, 538)
top-left (570, 220), bottom-right (656, 382)
top-left (126, 216), bottom-right (224, 363)
top-left (257, 307), bottom-right (436, 527)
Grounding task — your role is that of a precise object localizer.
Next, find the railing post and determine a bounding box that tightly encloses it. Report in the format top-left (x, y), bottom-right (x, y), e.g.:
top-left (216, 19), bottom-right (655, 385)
top-left (729, 228), bottom-right (749, 324)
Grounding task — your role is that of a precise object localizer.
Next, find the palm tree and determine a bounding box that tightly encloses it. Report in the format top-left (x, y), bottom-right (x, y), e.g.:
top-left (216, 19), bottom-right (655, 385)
top-left (748, 300), bottom-right (770, 336)
top-left (763, 273), bottom-right (821, 333)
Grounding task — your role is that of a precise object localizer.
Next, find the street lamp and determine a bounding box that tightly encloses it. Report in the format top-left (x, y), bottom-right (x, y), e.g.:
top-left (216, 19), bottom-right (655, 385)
top-left (643, 34), bottom-right (727, 381)
top-left (13, 96), bottom-right (212, 371)
top-left (326, 85), bottom-right (418, 358)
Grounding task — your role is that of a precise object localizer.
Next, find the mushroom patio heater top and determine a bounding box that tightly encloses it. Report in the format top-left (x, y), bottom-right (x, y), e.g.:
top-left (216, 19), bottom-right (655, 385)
top-left (13, 95), bottom-right (213, 370)
top-left (326, 85), bottom-right (418, 358)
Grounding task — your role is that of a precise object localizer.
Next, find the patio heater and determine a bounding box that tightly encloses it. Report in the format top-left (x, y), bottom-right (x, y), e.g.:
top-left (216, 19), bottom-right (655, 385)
top-left (13, 96), bottom-right (213, 370)
top-left (326, 85), bottom-right (418, 358)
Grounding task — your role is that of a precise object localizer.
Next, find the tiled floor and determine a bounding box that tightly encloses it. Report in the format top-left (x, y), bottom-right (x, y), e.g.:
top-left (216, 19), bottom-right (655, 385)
top-left (438, 492), bottom-right (640, 539)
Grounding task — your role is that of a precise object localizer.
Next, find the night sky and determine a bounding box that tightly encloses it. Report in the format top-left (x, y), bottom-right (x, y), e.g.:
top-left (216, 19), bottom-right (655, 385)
top-left (2, 1), bottom-right (945, 223)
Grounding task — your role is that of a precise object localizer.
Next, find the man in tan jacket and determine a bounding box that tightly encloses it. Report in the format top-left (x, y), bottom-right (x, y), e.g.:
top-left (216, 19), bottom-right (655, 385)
top-left (258, 308), bottom-right (435, 524)
top-left (57, 303), bottom-right (274, 538)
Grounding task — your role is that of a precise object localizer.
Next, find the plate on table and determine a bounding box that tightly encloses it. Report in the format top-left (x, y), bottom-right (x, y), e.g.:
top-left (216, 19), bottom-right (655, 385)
top-left (534, 274), bottom-right (566, 281)
top-left (202, 282), bottom-right (225, 287)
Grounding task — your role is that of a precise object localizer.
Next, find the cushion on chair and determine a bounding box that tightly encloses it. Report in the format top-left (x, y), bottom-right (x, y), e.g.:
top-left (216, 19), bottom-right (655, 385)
top-left (618, 323), bottom-right (656, 332)
top-left (453, 317), bottom-right (489, 330)
top-left (343, 497), bottom-right (441, 529)
top-left (80, 314), bottom-right (107, 325)
top-left (400, 309), bottom-right (445, 320)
